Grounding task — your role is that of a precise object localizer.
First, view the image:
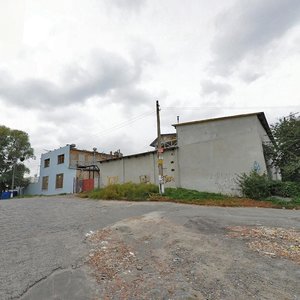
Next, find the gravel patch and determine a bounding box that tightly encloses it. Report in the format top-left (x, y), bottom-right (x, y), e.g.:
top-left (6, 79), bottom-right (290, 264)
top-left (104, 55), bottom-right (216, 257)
top-left (227, 226), bottom-right (300, 263)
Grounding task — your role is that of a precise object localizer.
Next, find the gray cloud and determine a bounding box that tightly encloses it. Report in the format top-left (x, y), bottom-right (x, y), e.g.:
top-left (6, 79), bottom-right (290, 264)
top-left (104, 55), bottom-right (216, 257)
top-left (0, 49), bottom-right (155, 109)
top-left (201, 79), bottom-right (232, 96)
top-left (210, 0), bottom-right (300, 75)
top-left (239, 71), bottom-right (263, 83)
top-left (111, 86), bottom-right (153, 110)
top-left (108, 0), bottom-right (147, 12)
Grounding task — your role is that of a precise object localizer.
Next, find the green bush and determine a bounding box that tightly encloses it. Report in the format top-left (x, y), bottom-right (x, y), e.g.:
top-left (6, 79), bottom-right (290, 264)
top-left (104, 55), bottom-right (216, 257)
top-left (269, 181), bottom-right (300, 198)
top-left (88, 182), bottom-right (158, 200)
top-left (237, 171), bottom-right (271, 199)
top-left (237, 171), bottom-right (300, 200)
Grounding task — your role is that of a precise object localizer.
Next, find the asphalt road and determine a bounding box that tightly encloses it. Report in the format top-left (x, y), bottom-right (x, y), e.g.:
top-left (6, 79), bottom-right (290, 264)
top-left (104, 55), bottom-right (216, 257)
top-left (0, 196), bottom-right (299, 299)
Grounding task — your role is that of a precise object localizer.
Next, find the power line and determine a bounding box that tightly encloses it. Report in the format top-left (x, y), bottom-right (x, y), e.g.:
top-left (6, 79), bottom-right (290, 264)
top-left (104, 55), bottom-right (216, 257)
top-left (164, 105), bottom-right (300, 110)
top-left (29, 110), bottom-right (155, 156)
top-left (70, 109), bottom-right (155, 144)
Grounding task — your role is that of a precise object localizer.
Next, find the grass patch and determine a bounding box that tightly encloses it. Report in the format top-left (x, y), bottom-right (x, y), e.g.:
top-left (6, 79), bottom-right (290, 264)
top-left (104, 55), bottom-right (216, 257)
top-left (263, 196), bottom-right (300, 209)
top-left (88, 182), bottom-right (158, 201)
top-left (150, 196), bottom-right (279, 208)
top-left (164, 187), bottom-right (227, 200)
top-left (79, 183), bottom-right (300, 209)
top-left (149, 188), bottom-right (278, 208)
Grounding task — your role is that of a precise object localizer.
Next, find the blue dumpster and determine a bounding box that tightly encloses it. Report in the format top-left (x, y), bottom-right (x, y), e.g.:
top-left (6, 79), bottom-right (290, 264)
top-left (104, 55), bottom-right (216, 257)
top-left (1, 192), bottom-right (11, 200)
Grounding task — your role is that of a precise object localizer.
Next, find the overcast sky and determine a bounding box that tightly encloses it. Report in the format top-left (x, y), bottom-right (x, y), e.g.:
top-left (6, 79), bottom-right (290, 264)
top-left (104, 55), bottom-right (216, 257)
top-left (1, 0), bottom-right (300, 176)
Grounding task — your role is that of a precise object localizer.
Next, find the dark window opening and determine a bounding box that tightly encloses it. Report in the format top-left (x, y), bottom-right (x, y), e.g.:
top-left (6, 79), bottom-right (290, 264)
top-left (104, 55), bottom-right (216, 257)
top-left (57, 154), bottom-right (65, 164)
top-left (42, 176), bottom-right (49, 190)
top-left (44, 158), bottom-right (50, 168)
top-left (56, 173), bottom-right (64, 189)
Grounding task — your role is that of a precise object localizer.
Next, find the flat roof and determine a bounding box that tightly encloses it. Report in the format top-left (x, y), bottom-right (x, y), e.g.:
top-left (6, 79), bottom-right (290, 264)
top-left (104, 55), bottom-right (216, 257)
top-left (71, 148), bottom-right (110, 156)
top-left (173, 112), bottom-right (274, 142)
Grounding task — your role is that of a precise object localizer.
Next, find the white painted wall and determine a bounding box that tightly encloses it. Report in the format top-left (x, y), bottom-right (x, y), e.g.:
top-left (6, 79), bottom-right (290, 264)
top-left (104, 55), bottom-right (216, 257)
top-left (176, 115), bottom-right (270, 195)
top-left (99, 149), bottom-right (177, 188)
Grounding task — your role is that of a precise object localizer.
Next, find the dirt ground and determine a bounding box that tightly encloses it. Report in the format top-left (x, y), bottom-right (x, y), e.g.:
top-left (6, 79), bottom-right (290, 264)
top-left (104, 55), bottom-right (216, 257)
top-left (86, 211), bottom-right (300, 300)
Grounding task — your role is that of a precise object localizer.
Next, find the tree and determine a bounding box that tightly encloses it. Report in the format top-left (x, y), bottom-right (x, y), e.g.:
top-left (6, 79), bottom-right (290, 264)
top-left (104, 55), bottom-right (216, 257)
top-left (265, 113), bottom-right (300, 182)
top-left (0, 126), bottom-right (34, 191)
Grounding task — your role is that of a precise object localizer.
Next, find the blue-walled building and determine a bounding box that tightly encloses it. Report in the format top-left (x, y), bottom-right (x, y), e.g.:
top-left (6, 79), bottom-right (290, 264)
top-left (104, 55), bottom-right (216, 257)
top-left (25, 145), bottom-right (115, 195)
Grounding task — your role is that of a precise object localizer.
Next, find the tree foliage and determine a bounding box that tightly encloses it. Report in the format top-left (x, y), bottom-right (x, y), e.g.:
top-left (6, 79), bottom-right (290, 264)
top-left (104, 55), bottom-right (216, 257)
top-left (265, 113), bottom-right (300, 182)
top-left (0, 125), bottom-right (34, 191)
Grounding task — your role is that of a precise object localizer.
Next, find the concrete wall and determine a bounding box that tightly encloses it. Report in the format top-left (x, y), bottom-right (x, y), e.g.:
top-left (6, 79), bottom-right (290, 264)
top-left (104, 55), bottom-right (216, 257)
top-left (25, 145), bottom-right (76, 195)
top-left (176, 115), bottom-right (269, 195)
top-left (99, 149), bottom-right (177, 188)
top-left (24, 181), bottom-right (41, 195)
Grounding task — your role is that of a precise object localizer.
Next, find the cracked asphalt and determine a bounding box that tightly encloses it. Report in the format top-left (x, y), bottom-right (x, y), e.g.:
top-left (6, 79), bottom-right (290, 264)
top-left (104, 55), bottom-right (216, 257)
top-left (0, 196), bottom-right (299, 299)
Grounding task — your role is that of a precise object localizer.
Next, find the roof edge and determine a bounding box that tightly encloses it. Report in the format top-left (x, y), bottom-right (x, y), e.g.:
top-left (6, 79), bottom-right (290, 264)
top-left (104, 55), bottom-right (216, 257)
top-left (172, 111), bottom-right (274, 143)
top-left (172, 112), bottom-right (265, 127)
top-left (99, 146), bottom-right (177, 163)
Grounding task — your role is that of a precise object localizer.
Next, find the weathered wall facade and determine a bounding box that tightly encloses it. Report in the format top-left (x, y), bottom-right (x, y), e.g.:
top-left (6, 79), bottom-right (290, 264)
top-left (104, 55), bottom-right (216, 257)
top-left (97, 114), bottom-right (274, 195)
top-left (70, 149), bottom-right (113, 169)
top-left (175, 115), bottom-right (271, 195)
top-left (99, 149), bottom-right (177, 188)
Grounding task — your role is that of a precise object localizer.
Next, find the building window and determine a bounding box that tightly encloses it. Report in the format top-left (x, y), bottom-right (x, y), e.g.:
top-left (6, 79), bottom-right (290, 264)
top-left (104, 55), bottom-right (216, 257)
top-left (44, 158), bottom-right (50, 168)
top-left (42, 176), bottom-right (49, 190)
top-left (56, 173), bottom-right (64, 189)
top-left (57, 154), bottom-right (65, 164)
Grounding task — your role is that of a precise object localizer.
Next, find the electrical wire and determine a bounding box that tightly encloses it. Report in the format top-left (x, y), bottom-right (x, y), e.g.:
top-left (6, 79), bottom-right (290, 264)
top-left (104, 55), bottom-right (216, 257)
top-left (28, 110), bottom-right (155, 157)
top-left (163, 105), bottom-right (300, 110)
top-left (71, 109), bottom-right (155, 143)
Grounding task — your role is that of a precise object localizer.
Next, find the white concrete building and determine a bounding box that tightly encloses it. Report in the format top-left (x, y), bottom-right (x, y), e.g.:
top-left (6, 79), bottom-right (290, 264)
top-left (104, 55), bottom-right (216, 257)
top-left (98, 112), bottom-right (278, 195)
top-left (26, 112), bottom-right (277, 196)
top-left (99, 148), bottom-right (178, 188)
top-left (174, 112), bottom-right (278, 194)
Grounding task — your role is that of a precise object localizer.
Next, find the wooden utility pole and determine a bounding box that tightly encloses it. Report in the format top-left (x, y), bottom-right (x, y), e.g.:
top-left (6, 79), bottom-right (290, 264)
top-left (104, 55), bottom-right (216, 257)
top-left (156, 100), bottom-right (164, 194)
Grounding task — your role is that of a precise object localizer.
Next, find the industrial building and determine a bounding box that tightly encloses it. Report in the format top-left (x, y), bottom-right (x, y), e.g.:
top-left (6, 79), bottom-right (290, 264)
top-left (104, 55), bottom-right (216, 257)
top-left (26, 112), bottom-right (278, 196)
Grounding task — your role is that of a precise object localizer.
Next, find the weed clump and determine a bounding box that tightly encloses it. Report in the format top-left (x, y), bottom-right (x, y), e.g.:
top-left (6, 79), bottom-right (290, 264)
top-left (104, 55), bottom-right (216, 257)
top-left (88, 182), bottom-right (158, 201)
top-left (237, 172), bottom-right (271, 199)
